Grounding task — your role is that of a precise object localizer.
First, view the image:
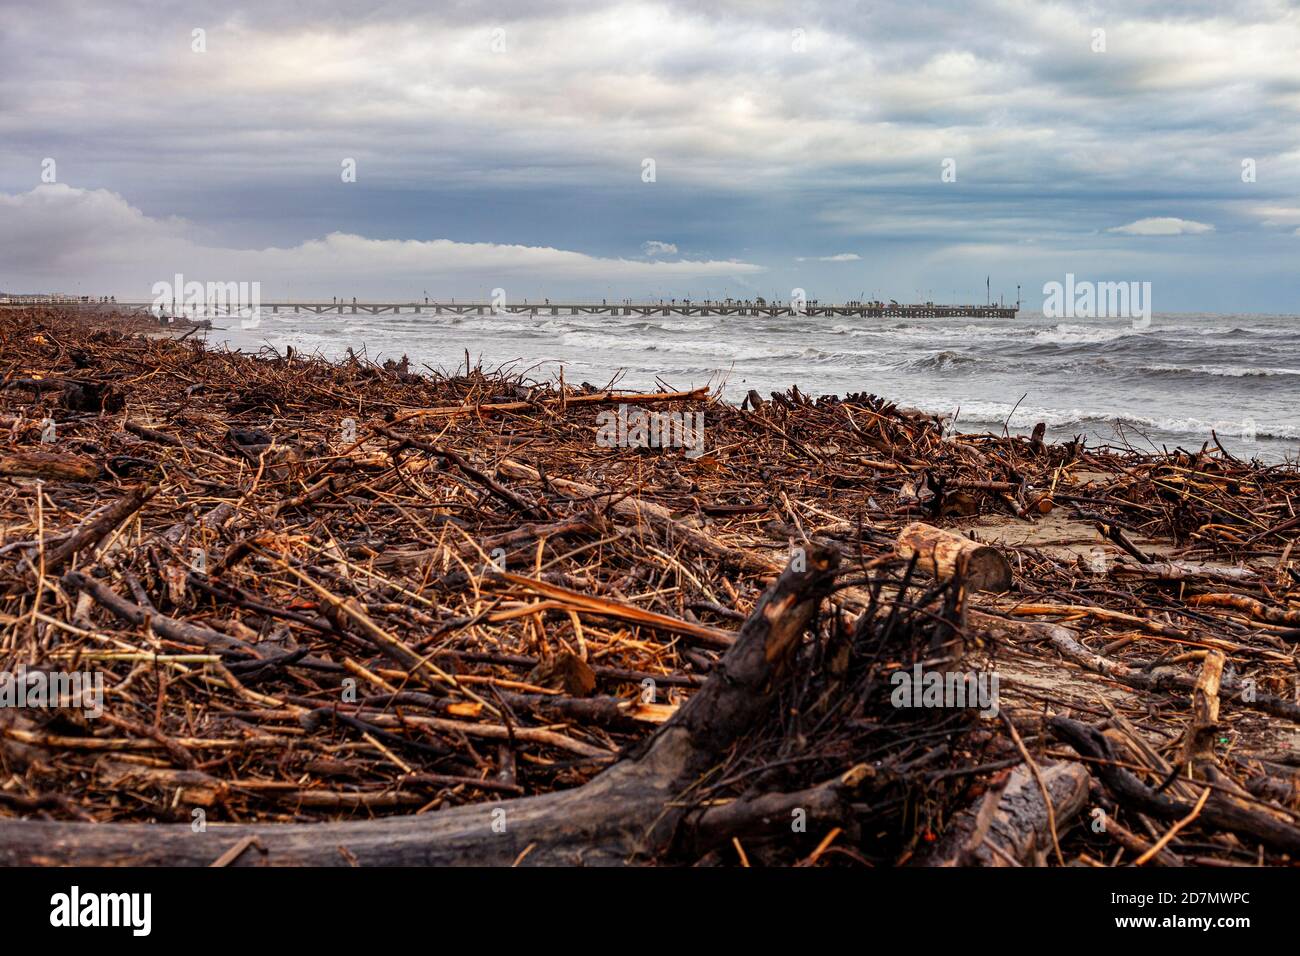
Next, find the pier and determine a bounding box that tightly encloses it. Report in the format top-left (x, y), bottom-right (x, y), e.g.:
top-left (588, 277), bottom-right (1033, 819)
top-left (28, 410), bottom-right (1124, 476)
top-left (36, 300), bottom-right (1021, 320)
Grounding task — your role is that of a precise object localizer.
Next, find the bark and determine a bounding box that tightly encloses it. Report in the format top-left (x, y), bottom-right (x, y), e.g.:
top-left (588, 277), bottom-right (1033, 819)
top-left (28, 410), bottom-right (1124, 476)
top-left (917, 762), bottom-right (1089, 866)
top-left (0, 450), bottom-right (100, 482)
top-left (896, 522), bottom-right (1011, 592)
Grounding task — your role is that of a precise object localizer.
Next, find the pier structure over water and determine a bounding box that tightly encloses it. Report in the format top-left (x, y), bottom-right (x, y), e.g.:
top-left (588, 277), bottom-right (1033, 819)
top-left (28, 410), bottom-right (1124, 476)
top-left (52, 301), bottom-right (1021, 320)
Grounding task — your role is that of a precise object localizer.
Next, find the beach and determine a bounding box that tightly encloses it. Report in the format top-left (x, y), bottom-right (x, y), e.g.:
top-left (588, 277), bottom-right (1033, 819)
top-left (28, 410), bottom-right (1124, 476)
top-left (1, 305), bottom-right (1298, 866)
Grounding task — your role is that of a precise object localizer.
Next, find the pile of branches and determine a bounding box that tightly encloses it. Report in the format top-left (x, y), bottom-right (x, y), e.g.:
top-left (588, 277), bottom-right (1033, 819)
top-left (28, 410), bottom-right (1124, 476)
top-left (0, 306), bottom-right (1296, 867)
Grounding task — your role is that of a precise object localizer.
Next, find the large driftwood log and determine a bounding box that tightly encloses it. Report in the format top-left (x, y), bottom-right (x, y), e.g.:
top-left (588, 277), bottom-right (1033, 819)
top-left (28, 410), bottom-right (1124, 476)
top-left (0, 549), bottom-right (841, 866)
top-left (896, 522), bottom-right (1011, 592)
top-left (0, 450), bottom-right (100, 482)
top-left (917, 761), bottom-right (1089, 866)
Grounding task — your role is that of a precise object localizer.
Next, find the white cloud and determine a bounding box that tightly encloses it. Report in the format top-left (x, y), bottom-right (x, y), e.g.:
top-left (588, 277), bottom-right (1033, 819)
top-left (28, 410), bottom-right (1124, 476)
top-left (796, 253), bottom-right (862, 262)
top-left (1108, 217), bottom-right (1215, 236)
top-left (1253, 205), bottom-right (1300, 228)
top-left (641, 240), bottom-right (678, 256)
top-left (0, 186), bottom-right (762, 297)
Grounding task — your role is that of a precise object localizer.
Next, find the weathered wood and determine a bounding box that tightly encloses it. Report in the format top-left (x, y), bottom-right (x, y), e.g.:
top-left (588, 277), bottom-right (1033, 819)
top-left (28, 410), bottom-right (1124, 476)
top-left (497, 456), bottom-right (781, 575)
top-left (917, 761), bottom-right (1089, 866)
top-left (1103, 816), bottom-right (1185, 866)
top-left (1188, 592), bottom-right (1300, 627)
top-left (0, 450), bottom-right (100, 482)
top-left (1181, 650), bottom-right (1225, 768)
top-left (1050, 716), bottom-right (1300, 855)
top-left (896, 522), bottom-right (1011, 592)
top-left (41, 484), bottom-right (155, 573)
top-left (971, 609), bottom-right (1300, 723)
top-left (60, 571), bottom-right (260, 656)
top-left (496, 571), bottom-right (734, 648)
top-left (392, 387), bottom-right (709, 424)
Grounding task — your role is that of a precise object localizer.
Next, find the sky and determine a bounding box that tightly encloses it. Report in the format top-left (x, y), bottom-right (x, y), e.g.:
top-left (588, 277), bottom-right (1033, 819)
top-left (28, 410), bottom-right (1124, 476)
top-left (1, 0), bottom-right (1298, 310)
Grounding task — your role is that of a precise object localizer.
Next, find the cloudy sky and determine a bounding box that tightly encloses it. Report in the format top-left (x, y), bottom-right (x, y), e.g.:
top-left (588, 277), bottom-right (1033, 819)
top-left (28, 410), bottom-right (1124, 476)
top-left (1, 0), bottom-right (1298, 309)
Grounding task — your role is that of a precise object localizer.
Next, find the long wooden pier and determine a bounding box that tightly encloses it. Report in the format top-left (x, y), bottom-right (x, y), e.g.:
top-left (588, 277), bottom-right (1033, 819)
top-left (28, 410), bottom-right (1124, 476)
top-left (64, 301), bottom-right (1020, 319)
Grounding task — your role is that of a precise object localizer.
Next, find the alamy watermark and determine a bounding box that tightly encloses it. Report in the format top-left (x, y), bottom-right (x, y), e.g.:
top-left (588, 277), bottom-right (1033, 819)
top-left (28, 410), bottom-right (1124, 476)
top-left (0, 665), bottom-right (104, 718)
top-left (1042, 273), bottom-right (1151, 328)
top-left (50, 886), bottom-right (150, 936)
top-left (151, 273), bottom-right (262, 328)
top-left (890, 663), bottom-right (999, 718)
top-left (596, 404), bottom-right (705, 459)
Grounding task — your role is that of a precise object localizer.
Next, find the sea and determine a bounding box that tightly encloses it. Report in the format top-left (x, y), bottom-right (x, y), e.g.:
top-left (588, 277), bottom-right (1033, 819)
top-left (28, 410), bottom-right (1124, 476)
top-left (207, 308), bottom-right (1300, 462)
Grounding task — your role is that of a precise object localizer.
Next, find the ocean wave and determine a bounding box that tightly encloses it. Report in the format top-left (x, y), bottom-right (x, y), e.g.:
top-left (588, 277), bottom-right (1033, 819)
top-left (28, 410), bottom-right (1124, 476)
top-left (944, 403), bottom-right (1300, 441)
top-left (561, 331), bottom-right (805, 363)
top-left (906, 350), bottom-right (982, 371)
top-left (875, 322), bottom-right (1004, 340)
top-left (206, 312), bottom-right (1300, 455)
top-left (1024, 323), bottom-right (1151, 345)
top-left (1019, 321), bottom-right (1285, 347)
top-left (558, 331), bottom-right (889, 366)
top-left (1136, 363), bottom-right (1300, 379)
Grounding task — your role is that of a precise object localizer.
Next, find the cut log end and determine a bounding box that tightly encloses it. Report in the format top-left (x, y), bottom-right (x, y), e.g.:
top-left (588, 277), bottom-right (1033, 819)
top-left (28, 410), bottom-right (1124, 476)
top-left (896, 521), bottom-right (1012, 593)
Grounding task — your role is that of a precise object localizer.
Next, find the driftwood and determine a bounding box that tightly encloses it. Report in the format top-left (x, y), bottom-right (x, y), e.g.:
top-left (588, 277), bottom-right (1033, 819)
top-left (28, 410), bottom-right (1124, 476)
top-left (496, 456), bottom-right (781, 575)
top-left (41, 484), bottom-right (155, 574)
top-left (1050, 716), bottom-right (1300, 856)
top-left (61, 571), bottom-right (261, 656)
top-left (917, 762), bottom-right (1089, 866)
top-left (896, 521), bottom-right (1011, 592)
top-left (392, 387), bottom-right (710, 424)
top-left (0, 549), bottom-right (841, 865)
top-left (3, 306), bottom-right (1300, 869)
top-left (0, 449), bottom-right (100, 482)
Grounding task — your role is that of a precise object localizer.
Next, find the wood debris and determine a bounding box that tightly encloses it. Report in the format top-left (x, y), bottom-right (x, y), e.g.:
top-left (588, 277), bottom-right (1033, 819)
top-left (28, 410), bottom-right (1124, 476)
top-left (0, 306), bottom-right (1297, 867)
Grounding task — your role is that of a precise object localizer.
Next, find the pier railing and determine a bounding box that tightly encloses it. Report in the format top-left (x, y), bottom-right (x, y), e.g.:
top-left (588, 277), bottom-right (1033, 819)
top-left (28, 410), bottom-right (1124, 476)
top-left (24, 301), bottom-right (1021, 320)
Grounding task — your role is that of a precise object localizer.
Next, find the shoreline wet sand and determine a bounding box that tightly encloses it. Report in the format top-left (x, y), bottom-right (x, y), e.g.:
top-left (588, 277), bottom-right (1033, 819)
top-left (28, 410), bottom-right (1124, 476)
top-left (0, 306), bottom-right (1297, 866)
